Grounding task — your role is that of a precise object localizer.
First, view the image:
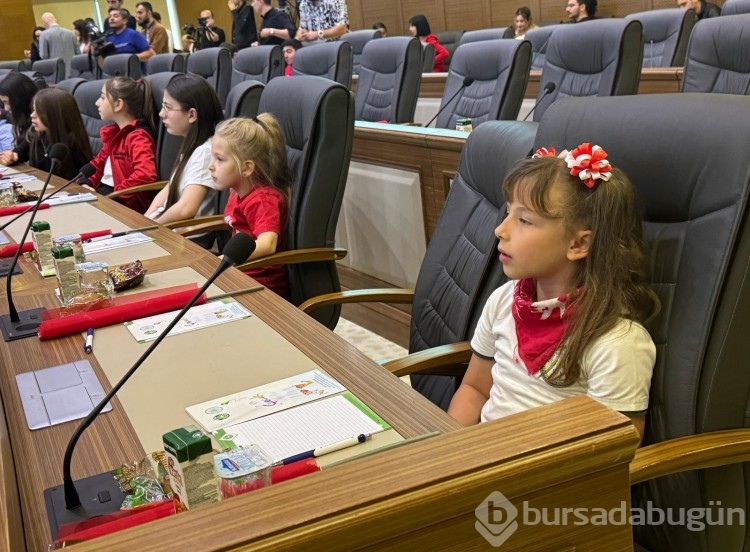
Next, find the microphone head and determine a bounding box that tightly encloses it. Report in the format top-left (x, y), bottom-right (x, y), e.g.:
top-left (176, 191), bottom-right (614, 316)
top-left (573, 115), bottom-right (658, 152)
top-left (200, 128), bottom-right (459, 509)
top-left (544, 82), bottom-right (556, 93)
top-left (222, 232), bottom-right (256, 267)
top-left (79, 164), bottom-right (96, 179)
top-left (462, 76), bottom-right (474, 87)
top-left (48, 143), bottom-right (70, 163)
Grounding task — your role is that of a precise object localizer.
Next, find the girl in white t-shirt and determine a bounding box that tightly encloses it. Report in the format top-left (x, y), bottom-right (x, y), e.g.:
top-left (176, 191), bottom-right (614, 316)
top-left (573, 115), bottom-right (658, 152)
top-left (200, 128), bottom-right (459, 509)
top-left (447, 144), bottom-right (660, 440)
top-left (145, 75), bottom-right (224, 247)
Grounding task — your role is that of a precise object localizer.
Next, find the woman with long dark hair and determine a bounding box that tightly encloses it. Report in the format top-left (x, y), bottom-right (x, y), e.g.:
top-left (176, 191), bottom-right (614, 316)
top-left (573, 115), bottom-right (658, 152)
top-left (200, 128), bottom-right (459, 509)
top-left (0, 72), bottom-right (40, 167)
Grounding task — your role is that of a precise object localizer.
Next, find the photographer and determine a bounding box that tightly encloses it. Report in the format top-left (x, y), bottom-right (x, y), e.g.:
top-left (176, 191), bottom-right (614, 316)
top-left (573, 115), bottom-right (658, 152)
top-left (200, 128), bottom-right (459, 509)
top-left (185, 10), bottom-right (225, 51)
top-left (100, 8), bottom-right (154, 70)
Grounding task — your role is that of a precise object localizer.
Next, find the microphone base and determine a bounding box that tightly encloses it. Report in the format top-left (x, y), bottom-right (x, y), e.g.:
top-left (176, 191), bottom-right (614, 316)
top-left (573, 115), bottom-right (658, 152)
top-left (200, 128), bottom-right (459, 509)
top-left (44, 472), bottom-right (125, 541)
top-left (0, 259), bottom-right (22, 277)
top-left (0, 307), bottom-right (45, 341)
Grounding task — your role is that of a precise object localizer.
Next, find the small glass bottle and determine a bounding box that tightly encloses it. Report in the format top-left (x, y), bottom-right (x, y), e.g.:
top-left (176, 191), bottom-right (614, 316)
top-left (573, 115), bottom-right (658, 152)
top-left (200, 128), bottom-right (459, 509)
top-left (53, 234), bottom-right (86, 264)
top-left (51, 245), bottom-right (81, 304)
top-left (31, 221), bottom-right (55, 276)
top-left (455, 118), bottom-right (473, 132)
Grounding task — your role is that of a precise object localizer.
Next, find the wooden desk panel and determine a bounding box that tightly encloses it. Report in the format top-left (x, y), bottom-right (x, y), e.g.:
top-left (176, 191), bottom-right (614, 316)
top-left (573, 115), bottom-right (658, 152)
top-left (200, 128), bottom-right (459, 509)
top-left (351, 126), bottom-right (465, 242)
top-left (353, 68), bottom-right (685, 100)
top-left (68, 397), bottom-right (640, 552)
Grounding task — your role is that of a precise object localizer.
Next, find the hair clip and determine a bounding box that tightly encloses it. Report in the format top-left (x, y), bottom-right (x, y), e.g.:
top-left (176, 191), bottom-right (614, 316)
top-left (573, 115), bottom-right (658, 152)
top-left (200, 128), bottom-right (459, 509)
top-left (532, 147), bottom-right (557, 158)
top-left (564, 143), bottom-right (611, 189)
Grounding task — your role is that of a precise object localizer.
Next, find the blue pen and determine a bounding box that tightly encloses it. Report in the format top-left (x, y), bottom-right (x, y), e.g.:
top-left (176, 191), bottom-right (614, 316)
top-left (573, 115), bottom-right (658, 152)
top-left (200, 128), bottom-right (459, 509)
top-left (279, 433), bottom-right (371, 465)
top-left (84, 328), bottom-right (94, 354)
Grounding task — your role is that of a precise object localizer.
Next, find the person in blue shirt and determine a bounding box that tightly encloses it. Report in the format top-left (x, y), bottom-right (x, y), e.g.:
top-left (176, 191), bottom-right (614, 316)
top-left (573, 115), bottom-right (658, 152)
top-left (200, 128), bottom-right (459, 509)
top-left (0, 118), bottom-right (14, 153)
top-left (101, 8), bottom-right (154, 72)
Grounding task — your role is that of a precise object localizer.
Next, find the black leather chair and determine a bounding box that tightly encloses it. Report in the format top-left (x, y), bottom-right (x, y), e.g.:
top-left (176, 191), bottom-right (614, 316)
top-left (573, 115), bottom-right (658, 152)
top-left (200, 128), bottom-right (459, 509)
top-left (421, 42), bottom-right (435, 73)
top-left (72, 79), bottom-right (108, 155)
top-left (341, 29), bottom-right (380, 75)
top-left (682, 14), bottom-right (750, 94)
top-left (70, 53), bottom-right (98, 80)
top-left (231, 45), bottom-right (283, 87)
top-left (31, 58), bottom-right (65, 84)
top-left (147, 53), bottom-right (186, 74)
top-left (291, 40), bottom-right (353, 88)
top-left (224, 80), bottom-right (264, 118)
top-left (301, 121), bottom-right (537, 408)
top-left (435, 39), bottom-right (531, 129)
top-left (187, 47), bottom-right (232, 107)
top-left (458, 28), bottom-right (514, 47)
top-left (434, 30), bottom-right (464, 70)
top-left (101, 54), bottom-right (141, 79)
top-left (55, 78), bottom-right (86, 95)
top-left (533, 92), bottom-right (750, 552)
top-left (626, 8), bottom-right (696, 68)
top-left (355, 37), bottom-right (422, 123)
top-left (532, 19), bottom-right (644, 122)
top-left (174, 76), bottom-right (355, 328)
top-left (20, 71), bottom-right (46, 90)
top-left (525, 24), bottom-right (561, 71)
top-left (721, 0), bottom-right (750, 15)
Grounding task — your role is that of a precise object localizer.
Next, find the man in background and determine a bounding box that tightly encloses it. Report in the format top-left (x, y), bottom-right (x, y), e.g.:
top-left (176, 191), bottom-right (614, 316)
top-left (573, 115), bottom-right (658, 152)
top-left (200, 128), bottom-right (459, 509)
top-left (677, 0), bottom-right (721, 20)
top-left (39, 12), bottom-right (79, 78)
top-left (153, 12), bottom-right (174, 52)
top-left (135, 2), bottom-right (169, 55)
top-left (104, 0), bottom-right (137, 31)
top-left (565, 0), bottom-right (599, 22)
top-left (253, 0), bottom-right (296, 46)
top-left (104, 8), bottom-right (154, 71)
top-left (192, 10), bottom-right (225, 50)
top-left (295, 0), bottom-right (348, 43)
top-left (228, 0), bottom-right (257, 50)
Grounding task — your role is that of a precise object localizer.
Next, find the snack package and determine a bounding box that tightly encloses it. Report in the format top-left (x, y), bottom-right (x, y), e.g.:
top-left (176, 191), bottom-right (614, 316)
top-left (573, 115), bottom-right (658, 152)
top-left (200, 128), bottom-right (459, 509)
top-left (12, 182), bottom-right (39, 202)
top-left (109, 260), bottom-right (147, 291)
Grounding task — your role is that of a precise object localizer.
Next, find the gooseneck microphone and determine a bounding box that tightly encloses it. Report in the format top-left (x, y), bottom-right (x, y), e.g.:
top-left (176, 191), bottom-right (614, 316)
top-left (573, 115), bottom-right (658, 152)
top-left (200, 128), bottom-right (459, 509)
top-left (522, 82), bottom-right (556, 122)
top-left (0, 163), bottom-right (96, 235)
top-left (0, 143), bottom-right (69, 341)
top-left (424, 76), bottom-right (475, 128)
top-left (44, 232), bottom-right (256, 536)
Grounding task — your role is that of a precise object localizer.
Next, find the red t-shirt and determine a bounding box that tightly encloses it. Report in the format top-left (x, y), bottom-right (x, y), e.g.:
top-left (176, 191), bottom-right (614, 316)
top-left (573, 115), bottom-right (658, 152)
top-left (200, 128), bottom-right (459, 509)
top-left (224, 185), bottom-right (288, 298)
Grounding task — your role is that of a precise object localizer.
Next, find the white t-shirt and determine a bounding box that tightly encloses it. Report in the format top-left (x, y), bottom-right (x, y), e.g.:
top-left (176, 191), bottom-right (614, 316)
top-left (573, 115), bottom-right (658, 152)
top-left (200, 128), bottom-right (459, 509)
top-left (471, 281), bottom-right (656, 423)
top-left (148, 140), bottom-right (217, 220)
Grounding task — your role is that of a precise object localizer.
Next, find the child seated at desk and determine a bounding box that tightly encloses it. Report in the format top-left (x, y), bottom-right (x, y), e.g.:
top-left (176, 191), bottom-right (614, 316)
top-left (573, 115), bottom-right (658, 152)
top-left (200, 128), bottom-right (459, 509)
top-left (209, 116), bottom-right (291, 298)
top-left (145, 75), bottom-right (224, 249)
top-left (0, 72), bottom-right (43, 168)
top-left (81, 77), bottom-right (158, 214)
top-left (20, 89), bottom-right (92, 180)
top-left (446, 144), bottom-right (659, 441)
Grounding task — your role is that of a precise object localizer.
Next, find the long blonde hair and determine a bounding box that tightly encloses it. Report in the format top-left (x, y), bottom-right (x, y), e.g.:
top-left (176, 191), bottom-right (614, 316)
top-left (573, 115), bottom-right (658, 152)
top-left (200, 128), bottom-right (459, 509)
top-left (502, 155), bottom-right (660, 386)
top-left (213, 114), bottom-right (291, 202)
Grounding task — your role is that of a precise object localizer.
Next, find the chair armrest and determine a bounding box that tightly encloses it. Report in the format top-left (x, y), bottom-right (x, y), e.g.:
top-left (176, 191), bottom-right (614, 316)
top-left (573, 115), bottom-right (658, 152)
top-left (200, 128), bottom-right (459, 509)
top-left (382, 342), bottom-right (472, 377)
top-left (164, 215), bottom-right (226, 230)
top-left (299, 288), bottom-right (415, 313)
top-left (630, 429), bottom-right (750, 485)
top-left (236, 247), bottom-right (348, 270)
top-left (174, 220), bottom-right (231, 238)
top-left (108, 180), bottom-right (168, 199)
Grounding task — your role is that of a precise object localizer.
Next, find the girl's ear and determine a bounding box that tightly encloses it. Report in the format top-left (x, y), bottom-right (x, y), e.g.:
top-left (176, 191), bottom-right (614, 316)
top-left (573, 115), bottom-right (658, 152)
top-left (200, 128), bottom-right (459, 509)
top-left (567, 229), bottom-right (591, 261)
top-left (241, 160), bottom-right (255, 179)
top-left (187, 107), bottom-right (198, 124)
top-left (112, 98), bottom-right (124, 113)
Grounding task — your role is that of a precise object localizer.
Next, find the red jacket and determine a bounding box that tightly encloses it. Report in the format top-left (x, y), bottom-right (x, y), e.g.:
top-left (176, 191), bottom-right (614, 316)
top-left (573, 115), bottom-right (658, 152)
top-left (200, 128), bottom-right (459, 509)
top-left (424, 34), bottom-right (449, 73)
top-left (88, 121), bottom-right (157, 213)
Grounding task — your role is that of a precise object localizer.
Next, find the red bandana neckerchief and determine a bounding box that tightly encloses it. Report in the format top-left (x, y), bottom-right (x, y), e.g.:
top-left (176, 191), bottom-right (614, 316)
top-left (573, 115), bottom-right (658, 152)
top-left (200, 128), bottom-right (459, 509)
top-left (512, 279), bottom-right (575, 376)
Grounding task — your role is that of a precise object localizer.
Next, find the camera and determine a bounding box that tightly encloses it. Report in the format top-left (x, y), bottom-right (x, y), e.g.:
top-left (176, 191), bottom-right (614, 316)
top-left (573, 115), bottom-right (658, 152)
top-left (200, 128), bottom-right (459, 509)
top-left (198, 17), bottom-right (209, 27)
top-left (85, 22), bottom-right (116, 57)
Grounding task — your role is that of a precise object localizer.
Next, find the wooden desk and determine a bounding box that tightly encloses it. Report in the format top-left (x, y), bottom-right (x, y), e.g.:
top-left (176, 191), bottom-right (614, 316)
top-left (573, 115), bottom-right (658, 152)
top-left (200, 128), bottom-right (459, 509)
top-left (351, 122), bottom-right (466, 242)
top-left (352, 68), bottom-right (685, 100)
top-left (0, 171), bottom-right (458, 551)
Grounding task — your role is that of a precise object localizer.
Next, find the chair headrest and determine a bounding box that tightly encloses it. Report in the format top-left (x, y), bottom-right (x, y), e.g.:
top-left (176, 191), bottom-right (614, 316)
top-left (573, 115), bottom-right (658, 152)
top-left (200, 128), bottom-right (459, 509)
top-left (625, 8), bottom-right (692, 43)
top-left (360, 36), bottom-right (413, 73)
top-left (546, 19), bottom-right (639, 74)
top-left (686, 14), bottom-right (750, 74)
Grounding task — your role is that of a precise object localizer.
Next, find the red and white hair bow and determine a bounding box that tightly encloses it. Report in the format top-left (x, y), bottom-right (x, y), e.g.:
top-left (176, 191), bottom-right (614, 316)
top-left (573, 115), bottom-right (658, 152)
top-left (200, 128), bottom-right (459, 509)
top-left (532, 147), bottom-right (557, 158)
top-left (564, 143), bottom-right (612, 189)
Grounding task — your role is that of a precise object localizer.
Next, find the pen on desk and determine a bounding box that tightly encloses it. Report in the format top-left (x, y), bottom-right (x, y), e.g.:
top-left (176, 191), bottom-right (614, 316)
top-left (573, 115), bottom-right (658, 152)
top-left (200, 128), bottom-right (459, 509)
top-left (277, 433), bottom-right (371, 466)
top-left (84, 225), bottom-right (160, 242)
top-left (84, 328), bottom-right (94, 354)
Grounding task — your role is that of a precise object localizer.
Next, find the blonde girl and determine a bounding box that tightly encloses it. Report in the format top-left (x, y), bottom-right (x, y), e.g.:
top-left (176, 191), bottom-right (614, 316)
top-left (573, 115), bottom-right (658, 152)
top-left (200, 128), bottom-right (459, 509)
top-left (209, 115), bottom-right (291, 298)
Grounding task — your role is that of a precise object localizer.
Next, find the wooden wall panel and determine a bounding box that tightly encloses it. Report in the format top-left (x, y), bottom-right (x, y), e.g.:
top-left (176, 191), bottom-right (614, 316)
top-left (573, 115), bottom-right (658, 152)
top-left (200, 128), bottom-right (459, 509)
top-left (359, 0), bottom-right (403, 37)
top-left (0, 0), bottom-right (36, 61)
top-left (443, 0), bottom-right (484, 33)
top-left (401, 0), bottom-right (445, 33)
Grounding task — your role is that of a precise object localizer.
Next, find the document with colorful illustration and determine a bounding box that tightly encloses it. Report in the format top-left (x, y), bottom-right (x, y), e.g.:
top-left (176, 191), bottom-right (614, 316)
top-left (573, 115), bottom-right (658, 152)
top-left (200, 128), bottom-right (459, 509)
top-left (186, 369), bottom-right (346, 433)
top-left (124, 298), bottom-right (251, 343)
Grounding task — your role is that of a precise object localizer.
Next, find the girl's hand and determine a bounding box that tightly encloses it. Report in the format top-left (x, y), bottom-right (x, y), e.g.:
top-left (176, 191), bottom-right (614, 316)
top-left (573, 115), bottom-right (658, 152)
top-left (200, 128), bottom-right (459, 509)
top-left (0, 151), bottom-right (16, 166)
top-left (81, 184), bottom-right (96, 193)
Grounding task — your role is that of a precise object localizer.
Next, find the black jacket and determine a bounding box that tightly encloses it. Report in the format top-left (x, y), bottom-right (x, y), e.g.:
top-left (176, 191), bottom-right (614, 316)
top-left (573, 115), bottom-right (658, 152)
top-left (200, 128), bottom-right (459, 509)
top-left (232, 1), bottom-right (257, 50)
